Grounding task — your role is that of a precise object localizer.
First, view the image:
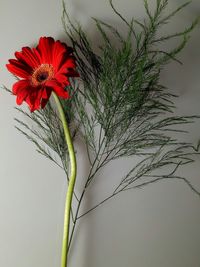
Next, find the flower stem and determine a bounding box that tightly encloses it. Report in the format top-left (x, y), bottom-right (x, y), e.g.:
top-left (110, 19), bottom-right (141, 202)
top-left (52, 92), bottom-right (77, 267)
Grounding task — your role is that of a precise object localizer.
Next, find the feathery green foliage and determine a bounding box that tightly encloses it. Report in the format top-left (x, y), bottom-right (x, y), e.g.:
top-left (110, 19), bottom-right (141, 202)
top-left (13, 0), bottom-right (200, 249)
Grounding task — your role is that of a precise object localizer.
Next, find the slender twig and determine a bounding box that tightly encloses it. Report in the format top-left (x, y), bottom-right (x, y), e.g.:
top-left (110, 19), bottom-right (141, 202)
top-left (77, 192), bottom-right (117, 219)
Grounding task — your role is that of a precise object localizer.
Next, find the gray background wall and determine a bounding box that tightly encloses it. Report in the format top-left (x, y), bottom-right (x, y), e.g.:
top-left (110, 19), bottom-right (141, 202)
top-left (0, 0), bottom-right (200, 267)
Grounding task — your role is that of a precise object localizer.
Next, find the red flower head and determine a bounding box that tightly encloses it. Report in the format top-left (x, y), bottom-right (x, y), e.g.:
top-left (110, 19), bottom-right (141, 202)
top-left (6, 37), bottom-right (79, 112)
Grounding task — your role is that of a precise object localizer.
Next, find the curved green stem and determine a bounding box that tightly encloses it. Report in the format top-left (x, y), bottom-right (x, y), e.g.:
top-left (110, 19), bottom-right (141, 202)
top-left (52, 92), bottom-right (77, 267)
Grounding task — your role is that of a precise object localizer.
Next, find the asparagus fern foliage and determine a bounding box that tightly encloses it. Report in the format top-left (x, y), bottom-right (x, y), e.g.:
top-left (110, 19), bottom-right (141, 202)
top-left (12, 0), bottom-right (200, 248)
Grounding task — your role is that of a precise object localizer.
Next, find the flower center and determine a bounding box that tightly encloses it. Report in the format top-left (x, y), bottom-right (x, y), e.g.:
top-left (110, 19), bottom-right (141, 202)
top-left (31, 64), bottom-right (54, 86)
top-left (37, 72), bottom-right (49, 82)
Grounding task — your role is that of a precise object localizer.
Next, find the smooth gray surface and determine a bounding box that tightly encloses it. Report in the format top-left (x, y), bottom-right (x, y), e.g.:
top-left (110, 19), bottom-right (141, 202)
top-left (0, 1), bottom-right (200, 267)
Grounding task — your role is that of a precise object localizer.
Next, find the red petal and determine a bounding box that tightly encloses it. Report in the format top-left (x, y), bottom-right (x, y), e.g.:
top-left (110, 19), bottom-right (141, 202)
top-left (12, 80), bottom-right (30, 105)
top-left (52, 41), bottom-right (66, 71)
top-left (52, 41), bottom-right (74, 72)
top-left (66, 68), bottom-right (79, 77)
top-left (16, 91), bottom-right (29, 105)
top-left (25, 88), bottom-right (41, 112)
top-left (36, 37), bottom-right (55, 64)
top-left (58, 56), bottom-right (77, 74)
top-left (54, 73), bottom-right (70, 86)
top-left (6, 60), bottom-right (31, 78)
top-left (46, 80), bottom-right (70, 98)
top-left (33, 89), bottom-right (43, 111)
top-left (25, 95), bottom-right (35, 112)
top-left (15, 47), bottom-right (40, 69)
top-left (12, 79), bottom-right (29, 95)
top-left (32, 47), bottom-right (42, 63)
top-left (41, 88), bottom-right (52, 108)
top-left (41, 98), bottom-right (50, 109)
top-left (41, 88), bottom-right (50, 99)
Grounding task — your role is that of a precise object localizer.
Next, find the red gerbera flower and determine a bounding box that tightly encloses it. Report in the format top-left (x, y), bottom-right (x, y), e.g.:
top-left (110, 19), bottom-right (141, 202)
top-left (6, 37), bottom-right (79, 112)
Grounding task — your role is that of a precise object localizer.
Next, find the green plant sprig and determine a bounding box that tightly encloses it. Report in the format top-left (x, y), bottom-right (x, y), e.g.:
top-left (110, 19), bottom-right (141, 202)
top-left (13, 0), bottom-right (200, 257)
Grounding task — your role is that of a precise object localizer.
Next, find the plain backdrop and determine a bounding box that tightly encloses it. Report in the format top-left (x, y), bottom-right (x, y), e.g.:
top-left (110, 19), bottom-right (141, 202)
top-left (0, 0), bottom-right (200, 267)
